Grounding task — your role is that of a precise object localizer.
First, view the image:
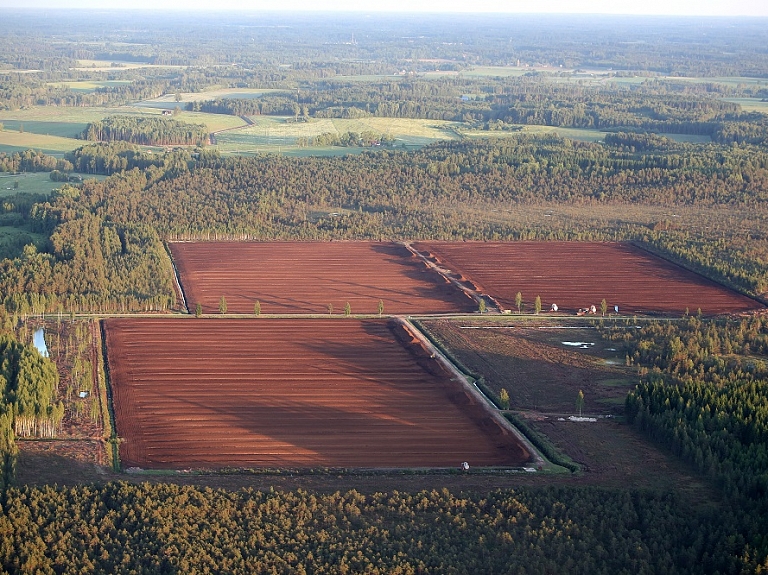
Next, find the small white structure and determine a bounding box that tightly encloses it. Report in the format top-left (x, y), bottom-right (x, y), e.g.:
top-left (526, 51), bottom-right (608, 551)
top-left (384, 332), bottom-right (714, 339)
top-left (461, 461), bottom-right (470, 471)
top-left (589, 304), bottom-right (597, 314)
top-left (550, 303), bottom-right (558, 312)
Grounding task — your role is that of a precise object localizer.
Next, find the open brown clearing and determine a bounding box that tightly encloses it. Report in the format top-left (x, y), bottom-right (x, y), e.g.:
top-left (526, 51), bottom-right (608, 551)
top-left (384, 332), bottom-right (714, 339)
top-left (104, 318), bottom-right (529, 470)
top-left (412, 241), bottom-right (760, 315)
top-left (170, 241), bottom-right (475, 315)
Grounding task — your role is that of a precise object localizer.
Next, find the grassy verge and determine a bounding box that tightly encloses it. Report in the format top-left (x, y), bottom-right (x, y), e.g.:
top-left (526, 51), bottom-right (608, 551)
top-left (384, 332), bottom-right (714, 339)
top-left (98, 320), bottom-right (120, 472)
top-left (504, 412), bottom-right (582, 472)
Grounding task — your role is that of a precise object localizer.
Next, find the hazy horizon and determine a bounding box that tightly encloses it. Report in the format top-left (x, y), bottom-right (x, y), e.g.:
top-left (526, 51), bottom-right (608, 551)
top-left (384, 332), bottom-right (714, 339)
top-left (0, 0), bottom-right (766, 17)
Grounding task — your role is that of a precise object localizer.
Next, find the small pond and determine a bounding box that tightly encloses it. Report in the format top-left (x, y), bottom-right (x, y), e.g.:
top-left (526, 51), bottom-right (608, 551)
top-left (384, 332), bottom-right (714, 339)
top-left (33, 328), bottom-right (49, 358)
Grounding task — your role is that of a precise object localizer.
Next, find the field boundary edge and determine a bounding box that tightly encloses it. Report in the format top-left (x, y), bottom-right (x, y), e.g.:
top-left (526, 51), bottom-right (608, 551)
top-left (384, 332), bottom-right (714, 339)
top-left (399, 316), bottom-right (546, 469)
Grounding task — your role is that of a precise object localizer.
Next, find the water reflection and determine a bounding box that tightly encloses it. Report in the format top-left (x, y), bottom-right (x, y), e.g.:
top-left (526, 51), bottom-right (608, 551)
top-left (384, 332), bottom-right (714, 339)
top-left (33, 328), bottom-right (49, 358)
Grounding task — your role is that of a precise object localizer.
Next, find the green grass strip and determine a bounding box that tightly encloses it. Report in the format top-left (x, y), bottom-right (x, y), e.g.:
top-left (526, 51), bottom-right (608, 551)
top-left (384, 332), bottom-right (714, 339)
top-left (503, 412), bottom-right (582, 473)
top-left (98, 320), bottom-right (121, 472)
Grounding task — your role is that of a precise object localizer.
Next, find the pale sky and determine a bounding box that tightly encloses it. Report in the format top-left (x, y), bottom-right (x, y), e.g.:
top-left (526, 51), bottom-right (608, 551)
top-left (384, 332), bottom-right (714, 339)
top-left (2, 0), bottom-right (767, 16)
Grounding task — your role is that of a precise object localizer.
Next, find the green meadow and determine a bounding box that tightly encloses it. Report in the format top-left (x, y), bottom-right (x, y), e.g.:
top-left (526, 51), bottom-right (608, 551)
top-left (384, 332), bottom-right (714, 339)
top-left (214, 116), bottom-right (465, 154)
top-left (0, 131), bottom-right (82, 155)
top-left (724, 98), bottom-right (768, 114)
top-left (0, 172), bottom-right (105, 196)
top-left (141, 88), bottom-right (290, 104)
top-left (0, 106), bottom-right (249, 152)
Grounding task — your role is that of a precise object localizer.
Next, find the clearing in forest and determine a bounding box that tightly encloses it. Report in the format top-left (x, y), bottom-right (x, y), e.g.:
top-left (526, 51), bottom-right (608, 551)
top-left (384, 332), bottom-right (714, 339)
top-left (104, 318), bottom-right (530, 470)
top-left (411, 241), bottom-right (760, 316)
top-left (420, 319), bottom-right (634, 414)
top-left (169, 241), bottom-right (475, 315)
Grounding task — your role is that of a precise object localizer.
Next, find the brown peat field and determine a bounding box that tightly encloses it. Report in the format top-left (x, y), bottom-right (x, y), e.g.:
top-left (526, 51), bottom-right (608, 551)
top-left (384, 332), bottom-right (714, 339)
top-left (17, 239), bottom-right (736, 496)
top-left (169, 241), bottom-right (476, 315)
top-left (104, 318), bottom-right (530, 470)
top-left (411, 241), bottom-right (761, 316)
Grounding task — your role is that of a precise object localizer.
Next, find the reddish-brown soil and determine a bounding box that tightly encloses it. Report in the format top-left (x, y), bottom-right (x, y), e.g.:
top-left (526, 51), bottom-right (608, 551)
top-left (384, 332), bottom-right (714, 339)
top-left (412, 241), bottom-right (760, 315)
top-left (169, 241), bottom-right (475, 315)
top-left (104, 318), bottom-right (529, 470)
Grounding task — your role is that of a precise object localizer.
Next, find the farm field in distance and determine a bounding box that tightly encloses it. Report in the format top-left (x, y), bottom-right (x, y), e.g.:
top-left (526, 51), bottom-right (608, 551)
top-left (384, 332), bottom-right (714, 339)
top-left (0, 130), bottom-right (81, 155)
top-left (0, 106), bottom-right (242, 151)
top-left (139, 88), bottom-right (291, 105)
top-left (213, 116), bottom-right (465, 153)
top-left (170, 241), bottom-right (476, 315)
top-left (0, 171), bottom-right (104, 196)
top-left (411, 241), bottom-right (761, 316)
top-left (104, 317), bottom-right (530, 470)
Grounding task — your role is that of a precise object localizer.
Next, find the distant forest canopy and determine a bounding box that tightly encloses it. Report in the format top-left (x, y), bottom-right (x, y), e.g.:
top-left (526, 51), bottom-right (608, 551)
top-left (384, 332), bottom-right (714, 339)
top-left (1, 13), bottom-right (768, 130)
top-left (1, 11), bottom-right (768, 76)
top-left (189, 85), bottom-right (768, 146)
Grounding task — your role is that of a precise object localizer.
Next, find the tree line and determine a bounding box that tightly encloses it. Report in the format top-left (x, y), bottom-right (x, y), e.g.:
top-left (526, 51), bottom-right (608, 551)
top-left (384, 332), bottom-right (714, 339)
top-left (0, 150), bottom-right (72, 174)
top-left (0, 331), bottom-right (61, 487)
top-left (0, 482), bottom-right (762, 574)
top-left (81, 116), bottom-right (209, 147)
top-left (597, 316), bottom-right (768, 562)
top-left (188, 96), bottom-right (300, 117)
top-left (609, 315), bottom-right (768, 499)
top-left (299, 130), bottom-right (395, 148)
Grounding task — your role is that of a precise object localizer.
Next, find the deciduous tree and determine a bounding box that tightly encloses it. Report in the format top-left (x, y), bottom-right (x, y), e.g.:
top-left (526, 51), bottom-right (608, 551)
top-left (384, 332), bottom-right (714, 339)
top-left (499, 388), bottom-right (510, 409)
